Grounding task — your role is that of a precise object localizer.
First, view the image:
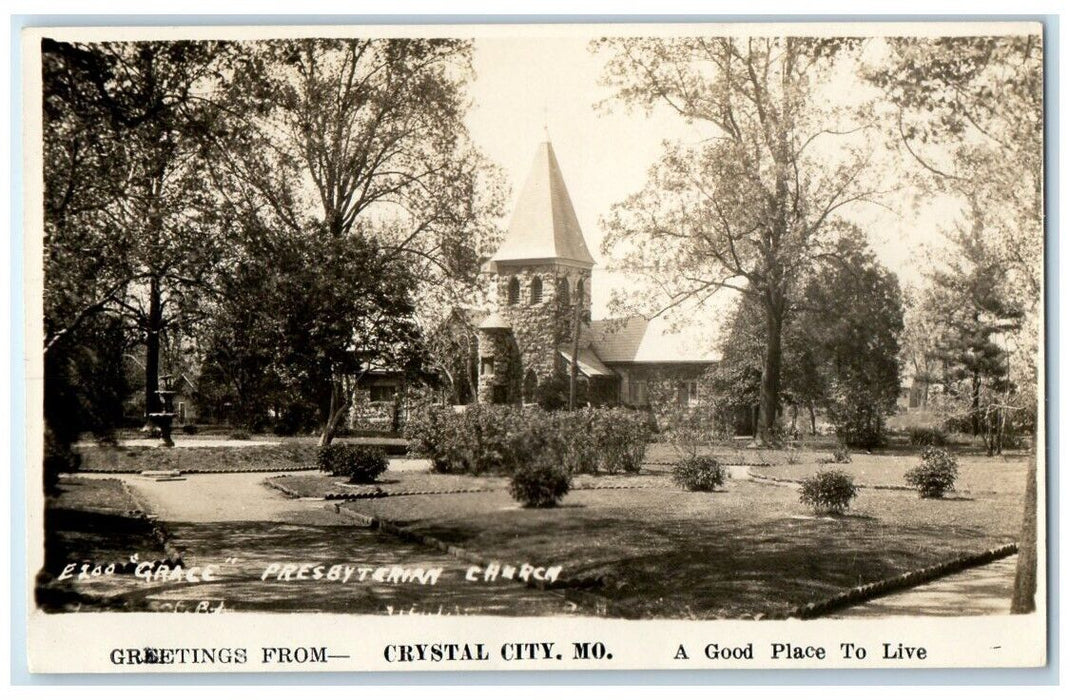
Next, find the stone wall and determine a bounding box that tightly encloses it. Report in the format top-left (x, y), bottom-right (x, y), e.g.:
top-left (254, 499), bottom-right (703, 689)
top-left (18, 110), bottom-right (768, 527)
top-left (488, 263), bottom-right (591, 388)
top-left (476, 327), bottom-right (522, 404)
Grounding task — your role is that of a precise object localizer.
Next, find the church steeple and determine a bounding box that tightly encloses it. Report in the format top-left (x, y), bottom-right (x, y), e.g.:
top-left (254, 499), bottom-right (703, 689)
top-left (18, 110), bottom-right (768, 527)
top-left (475, 141), bottom-right (595, 405)
top-left (487, 141), bottom-right (595, 270)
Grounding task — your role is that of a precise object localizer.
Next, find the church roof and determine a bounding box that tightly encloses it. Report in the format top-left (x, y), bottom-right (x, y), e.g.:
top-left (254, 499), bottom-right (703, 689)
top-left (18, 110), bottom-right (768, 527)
top-left (557, 346), bottom-right (615, 378)
top-left (589, 316), bottom-right (720, 364)
top-left (489, 141), bottom-right (596, 269)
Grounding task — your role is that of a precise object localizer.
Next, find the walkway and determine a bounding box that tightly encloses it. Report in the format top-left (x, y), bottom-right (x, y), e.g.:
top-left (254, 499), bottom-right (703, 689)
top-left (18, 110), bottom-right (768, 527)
top-left (829, 555), bottom-right (1019, 618)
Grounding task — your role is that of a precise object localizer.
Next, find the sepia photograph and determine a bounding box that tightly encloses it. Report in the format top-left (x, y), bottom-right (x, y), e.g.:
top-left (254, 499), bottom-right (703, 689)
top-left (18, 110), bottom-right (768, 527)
top-left (21, 19), bottom-right (1047, 673)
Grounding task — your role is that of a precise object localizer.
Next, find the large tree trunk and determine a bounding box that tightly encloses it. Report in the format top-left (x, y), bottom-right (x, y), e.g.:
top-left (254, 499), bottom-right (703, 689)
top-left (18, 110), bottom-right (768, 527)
top-left (144, 274), bottom-right (163, 422)
top-left (757, 299), bottom-right (784, 444)
top-left (1011, 453), bottom-right (1038, 613)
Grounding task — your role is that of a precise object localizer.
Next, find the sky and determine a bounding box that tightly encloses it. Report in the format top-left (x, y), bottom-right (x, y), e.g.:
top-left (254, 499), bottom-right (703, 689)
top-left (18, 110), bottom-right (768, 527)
top-left (462, 35), bottom-right (966, 342)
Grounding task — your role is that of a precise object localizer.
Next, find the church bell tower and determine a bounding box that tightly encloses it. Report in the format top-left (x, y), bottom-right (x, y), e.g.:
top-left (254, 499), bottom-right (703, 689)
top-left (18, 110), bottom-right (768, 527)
top-left (477, 141), bottom-right (595, 404)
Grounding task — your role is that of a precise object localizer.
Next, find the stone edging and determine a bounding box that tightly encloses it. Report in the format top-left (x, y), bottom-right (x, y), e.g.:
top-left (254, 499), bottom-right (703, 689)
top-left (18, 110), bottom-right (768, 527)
top-left (267, 477), bottom-right (661, 501)
top-left (746, 468), bottom-right (922, 492)
top-left (645, 460), bottom-right (772, 468)
top-left (81, 465), bottom-right (320, 474)
top-left (325, 487), bottom-right (490, 500)
top-left (115, 479), bottom-right (184, 565)
top-left (786, 542), bottom-right (1019, 620)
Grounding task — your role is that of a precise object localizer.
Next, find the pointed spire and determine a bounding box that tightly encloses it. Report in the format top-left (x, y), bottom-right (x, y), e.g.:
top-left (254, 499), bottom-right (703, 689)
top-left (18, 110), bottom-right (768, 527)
top-left (489, 141), bottom-right (596, 269)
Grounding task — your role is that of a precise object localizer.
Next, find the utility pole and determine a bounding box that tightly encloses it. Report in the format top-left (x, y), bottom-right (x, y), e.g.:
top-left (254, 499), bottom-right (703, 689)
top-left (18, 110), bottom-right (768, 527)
top-left (568, 282), bottom-right (582, 410)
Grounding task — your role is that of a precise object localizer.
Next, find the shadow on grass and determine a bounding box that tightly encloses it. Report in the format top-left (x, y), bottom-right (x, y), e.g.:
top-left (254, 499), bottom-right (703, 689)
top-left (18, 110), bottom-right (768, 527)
top-left (405, 506), bottom-right (1003, 620)
top-left (46, 519), bottom-right (585, 616)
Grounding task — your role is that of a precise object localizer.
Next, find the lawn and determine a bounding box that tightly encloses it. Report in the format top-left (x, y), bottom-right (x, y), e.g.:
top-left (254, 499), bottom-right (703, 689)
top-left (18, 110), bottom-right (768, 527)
top-left (37, 477), bottom-right (174, 611)
top-left (74, 437), bottom-right (411, 474)
top-left (338, 461), bottom-right (1026, 619)
top-left (752, 453), bottom-right (1031, 494)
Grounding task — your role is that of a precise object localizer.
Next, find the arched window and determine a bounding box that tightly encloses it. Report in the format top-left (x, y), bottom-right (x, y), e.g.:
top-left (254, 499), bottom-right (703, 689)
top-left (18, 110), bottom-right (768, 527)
top-left (558, 277), bottom-right (570, 305)
top-left (507, 277), bottom-right (520, 305)
top-left (575, 278), bottom-right (585, 303)
top-left (530, 276), bottom-right (543, 305)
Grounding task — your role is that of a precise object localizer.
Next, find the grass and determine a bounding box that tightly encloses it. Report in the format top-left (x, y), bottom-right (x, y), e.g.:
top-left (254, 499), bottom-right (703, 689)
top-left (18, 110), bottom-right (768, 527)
top-left (338, 457), bottom-right (1026, 619)
top-left (38, 478), bottom-right (172, 611)
top-left (74, 437), bottom-right (412, 473)
top-left (48, 439), bottom-right (1030, 618)
top-left (753, 453), bottom-right (1030, 494)
top-left (75, 443), bottom-right (319, 473)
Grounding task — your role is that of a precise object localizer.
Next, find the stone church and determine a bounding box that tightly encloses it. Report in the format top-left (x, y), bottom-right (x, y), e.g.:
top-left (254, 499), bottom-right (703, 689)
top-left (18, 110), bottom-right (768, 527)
top-left (473, 141), bottom-right (716, 408)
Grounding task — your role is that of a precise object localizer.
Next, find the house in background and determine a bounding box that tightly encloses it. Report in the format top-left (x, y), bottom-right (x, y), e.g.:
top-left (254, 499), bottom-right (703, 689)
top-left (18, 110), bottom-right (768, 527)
top-left (471, 140), bottom-right (719, 408)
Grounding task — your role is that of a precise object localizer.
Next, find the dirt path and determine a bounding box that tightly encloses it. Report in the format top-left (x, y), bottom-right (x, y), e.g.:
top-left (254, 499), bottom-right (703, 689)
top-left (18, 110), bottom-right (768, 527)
top-left (829, 555), bottom-right (1019, 618)
top-left (115, 471), bottom-right (328, 522)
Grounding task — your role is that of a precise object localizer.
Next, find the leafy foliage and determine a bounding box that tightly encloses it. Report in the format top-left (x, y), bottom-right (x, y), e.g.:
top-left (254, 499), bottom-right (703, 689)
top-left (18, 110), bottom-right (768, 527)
top-left (905, 447), bottom-right (959, 498)
top-left (908, 426), bottom-right (948, 447)
top-left (508, 461), bottom-right (572, 508)
top-left (799, 470), bottom-right (859, 515)
top-left (404, 405), bottom-right (651, 476)
top-left (317, 444), bottom-right (389, 484)
top-left (708, 231), bottom-right (903, 447)
top-left (596, 36), bottom-right (882, 442)
top-left (672, 456), bottom-right (727, 492)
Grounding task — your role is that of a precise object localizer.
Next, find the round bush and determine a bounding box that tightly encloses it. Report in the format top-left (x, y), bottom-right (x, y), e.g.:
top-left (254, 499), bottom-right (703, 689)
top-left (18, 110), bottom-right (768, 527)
top-left (317, 444), bottom-right (388, 484)
top-left (907, 426), bottom-right (948, 447)
top-left (799, 470), bottom-right (858, 515)
top-left (904, 447), bottom-right (958, 498)
top-left (229, 429), bottom-right (251, 441)
top-left (672, 456), bottom-right (726, 492)
top-left (509, 461), bottom-right (571, 508)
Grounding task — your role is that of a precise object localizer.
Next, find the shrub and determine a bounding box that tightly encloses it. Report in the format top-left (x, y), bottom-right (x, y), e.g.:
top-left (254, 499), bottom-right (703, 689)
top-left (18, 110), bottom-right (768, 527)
top-left (672, 456), bottom-right (726, 492)
top-left (405, 405), bottom-right (652, 477)
top-left (799, 470), bottom-right (858, 515)
top-left (827, 388), bottom-right (889, 449)
top-left (785, 447), bottom-right (801, 465)
top-left (908, 426), bottom-right (947, 447)
top-left (832, 444), bottom-right (852, 463)
top-left (509, 460), bottom-right (571, 507)
top-left (904, 447), bottom-right (958, 498)
top-left (317, 444), bottom-right (388, 484)
top-left (229, 430), bottom-right (251, 441)
top-left (181, 424), bottom-right (199, 435)
top-left (590, 407), bottom-right (653, 473)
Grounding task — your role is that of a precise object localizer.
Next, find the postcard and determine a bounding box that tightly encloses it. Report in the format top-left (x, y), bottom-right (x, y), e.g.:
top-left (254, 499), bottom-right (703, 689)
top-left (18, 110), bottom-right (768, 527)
top-left (22, 20), bottom-right (1047, 673)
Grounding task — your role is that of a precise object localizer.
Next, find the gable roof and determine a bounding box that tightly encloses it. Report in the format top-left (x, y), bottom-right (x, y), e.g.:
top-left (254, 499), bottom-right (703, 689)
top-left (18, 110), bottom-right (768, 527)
top-left (557, 346), bottom-right (615, 378)
top-left (589, 316), bottom-right (720, 364)
top-left (489, 141), bottom-right (595, 269)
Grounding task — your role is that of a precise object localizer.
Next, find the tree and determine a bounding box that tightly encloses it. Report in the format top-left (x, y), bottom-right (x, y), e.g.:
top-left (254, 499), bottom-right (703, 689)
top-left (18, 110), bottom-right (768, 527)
top-left (925, 206), bottom-right (1025, 455)
top-left (708, 232), bottom-right (903, 447)
top-left (794, 234), bottom-right (904, 448)
top-left (868, 35), bottom-right (1043, 612)
top-left (42, 40), bottom-right (233, 428)
top-left (210, 38), bottom-right (501, 442)
top-left (197, 228), bottom-right (426, 442)
top-left (868, 35), bottom-right (1042, 309)
top-left (596, 36), bottom-right (887, 443)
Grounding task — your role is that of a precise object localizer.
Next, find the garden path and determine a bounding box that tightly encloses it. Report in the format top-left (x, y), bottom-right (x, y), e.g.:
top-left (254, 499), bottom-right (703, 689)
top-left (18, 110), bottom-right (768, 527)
top-left (829, 555), bottom-right (1019, 618)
